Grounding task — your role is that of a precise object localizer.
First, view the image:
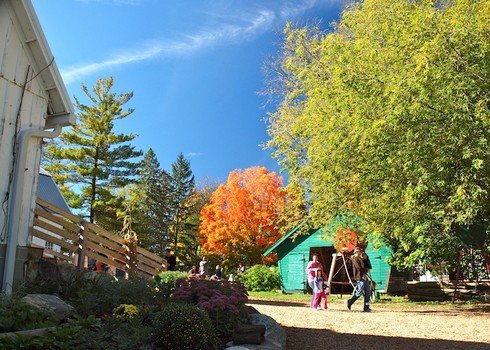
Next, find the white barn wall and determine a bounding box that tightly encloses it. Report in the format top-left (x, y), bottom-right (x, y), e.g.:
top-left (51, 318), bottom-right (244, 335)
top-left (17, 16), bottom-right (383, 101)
top-left (0, 0), bottom-right (50, 246)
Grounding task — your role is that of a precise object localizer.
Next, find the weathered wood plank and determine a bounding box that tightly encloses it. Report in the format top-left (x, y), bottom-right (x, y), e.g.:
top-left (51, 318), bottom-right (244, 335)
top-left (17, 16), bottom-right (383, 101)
top-left (85, 222), bottom-right (125, 244)
top-left (137, 253), bottom-right (164, 270)
top-left (85, 240), bottom-right (126, 264)
top-left (84, 249), bottom-right (127, 271)
top-left (43, 248), bottom-right (73, 262)
top-left (136, 262), bottom-right (158, 276)
top-left (36, 198), bottom-right (84, 224)
top-left (85, 230), bottom-right (125, 252)
top-left (136, 246), bottom-right (165, 264)
top-left (32, 228), bottom-right (78, 252)
top-left (34, 208), bottom-right (80, 233)
top-left (33, 217), bottom-right (78, 242)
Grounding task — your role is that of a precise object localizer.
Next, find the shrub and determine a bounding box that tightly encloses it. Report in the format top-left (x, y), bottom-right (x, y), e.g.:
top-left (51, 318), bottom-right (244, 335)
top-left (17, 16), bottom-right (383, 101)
top-left (0, 315), bottom-right (154, 350)
top-left (113, 304), bottom-right (139, 322)
top-left (151, 303), bottom-right (216, 350)
top-left (153, 271), bottom-right (188, 300)
top-left (238, 265), bottom-right (280, 292)
top-left (0, 297), bottom-right (58, 332)
top-left (25, 271), bottom-right (158, 317)
top-left (174, 279), bottom-right (248, 337)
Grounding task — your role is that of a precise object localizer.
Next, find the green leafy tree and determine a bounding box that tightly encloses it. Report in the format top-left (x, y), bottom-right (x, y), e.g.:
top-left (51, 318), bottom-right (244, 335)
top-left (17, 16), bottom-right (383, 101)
top-left (267, 0), bottom-right (490, 268)
top-left (44, 77), bottom-right (142, 231)
top-left (180, 181), bottom-right (217, 266)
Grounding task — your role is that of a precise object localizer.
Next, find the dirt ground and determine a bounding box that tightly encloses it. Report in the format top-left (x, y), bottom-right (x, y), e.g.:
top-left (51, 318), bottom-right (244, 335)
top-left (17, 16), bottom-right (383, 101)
top-left (247, 297), bottom-right (490, 350)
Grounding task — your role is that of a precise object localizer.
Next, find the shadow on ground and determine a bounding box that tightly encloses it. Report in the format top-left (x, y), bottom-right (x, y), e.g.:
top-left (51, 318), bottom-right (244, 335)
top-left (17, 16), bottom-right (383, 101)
top-left (285, 327), bottom-right (490, 350)
top-left (248, 299), bottom-right (308, 307)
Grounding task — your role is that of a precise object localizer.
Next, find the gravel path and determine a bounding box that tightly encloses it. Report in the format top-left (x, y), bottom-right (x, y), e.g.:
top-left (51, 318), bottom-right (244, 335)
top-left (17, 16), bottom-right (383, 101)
top-left (247, 297), bottom-right (490, 350)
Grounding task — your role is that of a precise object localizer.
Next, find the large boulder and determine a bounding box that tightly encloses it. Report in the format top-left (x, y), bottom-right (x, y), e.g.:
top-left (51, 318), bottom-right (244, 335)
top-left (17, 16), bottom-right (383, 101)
top-left (22, 294), bottom-right (76, 322)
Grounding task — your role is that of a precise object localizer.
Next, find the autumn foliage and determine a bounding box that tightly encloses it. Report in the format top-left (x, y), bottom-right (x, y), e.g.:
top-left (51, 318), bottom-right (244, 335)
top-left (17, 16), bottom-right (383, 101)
top-left (199, 167), bottom-right (286, 265)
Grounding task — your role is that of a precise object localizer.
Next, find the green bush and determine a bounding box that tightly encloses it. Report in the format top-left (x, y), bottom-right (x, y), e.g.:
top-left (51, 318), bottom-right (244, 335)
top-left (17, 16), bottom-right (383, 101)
top-left (238, 265), bottom-right (281, 292)
top-left (0, 297), bottom-right (58, 332)
top-left (151, 303), bottom-right (216, 350)
top-left (153, 271), bottom-right (188, 300)
top-left (25, 272), bottom-right (157, 317)
top-left (0, 315), bottom-right (154, 350)
top-left (113, 304), bottom-right (140, 322)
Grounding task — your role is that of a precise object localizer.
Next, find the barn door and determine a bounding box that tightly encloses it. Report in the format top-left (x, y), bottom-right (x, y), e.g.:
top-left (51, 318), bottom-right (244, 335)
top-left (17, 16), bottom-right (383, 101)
top-left (283, 253), bottom-right (307, 291)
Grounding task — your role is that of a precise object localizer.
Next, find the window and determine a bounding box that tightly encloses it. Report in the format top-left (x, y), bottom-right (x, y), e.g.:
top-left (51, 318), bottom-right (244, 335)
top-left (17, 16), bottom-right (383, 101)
top-left (45, 241), bottom-right (53, 250)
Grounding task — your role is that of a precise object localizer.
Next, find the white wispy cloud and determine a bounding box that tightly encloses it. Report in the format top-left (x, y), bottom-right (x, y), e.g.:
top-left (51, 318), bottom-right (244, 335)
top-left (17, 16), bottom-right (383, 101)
top-left (61, 10), bottom-right (275, 84)
top-left (186, 152), bottom-right (204, 157)
top-left (280, 0), bottom-right (343, 19)
top-left (75, 0), bottom-right (143, 5)
top-left (280, 0), bottom-right (318, 19)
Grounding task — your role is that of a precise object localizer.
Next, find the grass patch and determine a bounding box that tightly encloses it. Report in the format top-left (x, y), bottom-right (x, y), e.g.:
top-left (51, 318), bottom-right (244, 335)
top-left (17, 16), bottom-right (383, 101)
top-left (248, 292), bottom-right (489, 311)
top-left (248, 291), bottom-right (342, 303)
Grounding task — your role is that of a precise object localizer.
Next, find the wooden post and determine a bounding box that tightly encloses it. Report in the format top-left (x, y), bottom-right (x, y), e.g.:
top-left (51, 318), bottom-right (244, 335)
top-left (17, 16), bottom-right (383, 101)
top-left (77, 220), bottom-right (87, 270)
top-left (452, 248), bottom-right (462, 303)
top-left (327, 253), bottom-right (338, 288)
top-left (125, 235), bottom-right (138, 278)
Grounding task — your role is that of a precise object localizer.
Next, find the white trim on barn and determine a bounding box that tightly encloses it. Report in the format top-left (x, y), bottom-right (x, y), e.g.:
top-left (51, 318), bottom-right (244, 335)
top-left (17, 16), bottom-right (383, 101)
top-left (0, 0), bottom-right (75, 293)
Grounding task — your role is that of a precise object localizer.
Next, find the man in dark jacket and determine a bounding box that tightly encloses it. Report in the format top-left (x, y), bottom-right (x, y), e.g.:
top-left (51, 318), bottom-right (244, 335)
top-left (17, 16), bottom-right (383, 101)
top-left (163, 247), bottom-right (177, 271)
top-left (347, 249), bottom-right (372, 312)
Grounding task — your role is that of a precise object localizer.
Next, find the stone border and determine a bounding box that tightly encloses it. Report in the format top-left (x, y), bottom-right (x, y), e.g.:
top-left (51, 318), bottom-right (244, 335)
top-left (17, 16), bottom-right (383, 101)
top-left (226, 313), bottom-right (286, 350)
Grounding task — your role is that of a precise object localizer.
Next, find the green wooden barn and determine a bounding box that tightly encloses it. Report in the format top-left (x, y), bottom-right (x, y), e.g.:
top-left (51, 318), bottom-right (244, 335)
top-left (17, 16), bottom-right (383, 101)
top-left (263, 223), bottom-right (392, 294)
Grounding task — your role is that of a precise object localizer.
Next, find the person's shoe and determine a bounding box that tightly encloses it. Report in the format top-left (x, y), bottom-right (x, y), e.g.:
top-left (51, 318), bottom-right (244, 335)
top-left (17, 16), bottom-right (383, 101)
top-left (363, 307), bottom-right (372, 312)
top-left (347, 299), bottom-right (353, 310)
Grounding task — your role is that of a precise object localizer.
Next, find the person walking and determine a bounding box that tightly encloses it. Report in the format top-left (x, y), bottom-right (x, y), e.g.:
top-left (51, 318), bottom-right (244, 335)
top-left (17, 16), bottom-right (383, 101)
top-left (312, 269), bottom-right (329, 311)
top-left (306, 253), bottom-right (327, 308)
top-left (163, 247), bottom-right (177, 271)
top-left (347, 248), bottom-right (372, 312)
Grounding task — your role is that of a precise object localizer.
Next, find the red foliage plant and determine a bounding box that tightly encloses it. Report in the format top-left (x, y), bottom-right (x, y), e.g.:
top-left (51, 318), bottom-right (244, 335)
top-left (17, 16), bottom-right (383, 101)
top-left (199, 167), bottom-right (286, 265)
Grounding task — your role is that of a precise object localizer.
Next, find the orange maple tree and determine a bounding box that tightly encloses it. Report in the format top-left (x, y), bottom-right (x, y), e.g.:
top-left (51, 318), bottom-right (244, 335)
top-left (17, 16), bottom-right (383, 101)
top-left (199, 166), bottom-right (286, 265)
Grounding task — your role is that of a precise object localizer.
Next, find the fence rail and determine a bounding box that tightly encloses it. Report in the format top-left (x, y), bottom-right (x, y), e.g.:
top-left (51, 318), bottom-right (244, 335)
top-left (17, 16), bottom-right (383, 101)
top-left (31, 198), bottom-right (167, 277)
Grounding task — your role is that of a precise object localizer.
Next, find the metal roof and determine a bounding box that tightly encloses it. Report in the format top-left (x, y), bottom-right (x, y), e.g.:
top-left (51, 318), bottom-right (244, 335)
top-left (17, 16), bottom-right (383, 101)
top-left (36, 168), bottom-right (71, 213)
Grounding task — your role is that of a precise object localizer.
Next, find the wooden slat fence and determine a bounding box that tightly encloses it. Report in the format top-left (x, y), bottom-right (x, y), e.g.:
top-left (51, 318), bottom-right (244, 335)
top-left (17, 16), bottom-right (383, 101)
top-left (31, 198), bottom-right (167, 277)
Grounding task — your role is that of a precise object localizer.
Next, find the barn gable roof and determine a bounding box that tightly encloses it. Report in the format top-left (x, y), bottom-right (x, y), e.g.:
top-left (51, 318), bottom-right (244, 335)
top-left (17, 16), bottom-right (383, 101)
top-left (263, 220), bottom-right (311, 257)
top-left (7, 0), bottom-right (75, 128)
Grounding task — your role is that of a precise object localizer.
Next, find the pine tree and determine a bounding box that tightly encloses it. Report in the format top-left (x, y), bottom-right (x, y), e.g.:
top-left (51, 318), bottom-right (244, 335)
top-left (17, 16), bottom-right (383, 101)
top-left (168, 153), bottom-right (195, 262)
top-left (136, 149), bottom-right (174, 255)
top-left (44, 77), bottom-right (142, 231)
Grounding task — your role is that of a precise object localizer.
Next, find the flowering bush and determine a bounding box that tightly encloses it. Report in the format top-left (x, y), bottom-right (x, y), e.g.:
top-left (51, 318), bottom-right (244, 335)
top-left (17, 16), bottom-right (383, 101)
top-left (174, 279), bottom-right (248, 337)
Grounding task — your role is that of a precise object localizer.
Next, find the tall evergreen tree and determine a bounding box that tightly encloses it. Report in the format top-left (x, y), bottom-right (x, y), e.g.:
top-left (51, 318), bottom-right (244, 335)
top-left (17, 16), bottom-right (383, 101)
top-left (44, 77), bottom-right (142, 231)
top-left (168, 153), bottom-right (195, 261)
top-left (137, 149), bottom-right (174, 255)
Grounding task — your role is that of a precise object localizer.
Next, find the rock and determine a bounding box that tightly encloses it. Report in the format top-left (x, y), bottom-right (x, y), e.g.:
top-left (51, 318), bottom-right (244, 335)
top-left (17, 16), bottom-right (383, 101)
top-left (246, 305), bottom-right (260, 314)
top-left (227, 313), bottom-right (286, 350)
top-left (22, 294), bottom-right (76, 322)
top-left (250, 313), bottom-right (286, 350)
top-left (232, 323), bottom-right (265, 345)
top-left (0, 327), bottom-right (56, 340)
top-left (26, 258), bottom-right (62, 283)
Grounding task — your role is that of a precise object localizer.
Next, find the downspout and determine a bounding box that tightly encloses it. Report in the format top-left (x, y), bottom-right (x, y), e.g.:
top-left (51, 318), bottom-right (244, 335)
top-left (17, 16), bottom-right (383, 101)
top-left (2, 124), bottom-right (63, 295)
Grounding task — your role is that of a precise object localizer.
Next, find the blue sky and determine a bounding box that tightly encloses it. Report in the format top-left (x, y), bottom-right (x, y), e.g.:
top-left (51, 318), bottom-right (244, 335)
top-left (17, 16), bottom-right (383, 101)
top-left (32, 0), bottom-right (344, 185)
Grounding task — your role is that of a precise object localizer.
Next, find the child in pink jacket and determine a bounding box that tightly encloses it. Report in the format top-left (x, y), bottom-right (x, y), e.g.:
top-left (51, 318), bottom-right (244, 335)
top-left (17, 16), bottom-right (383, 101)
top-left (312, 269), bottom-right (329, 311)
